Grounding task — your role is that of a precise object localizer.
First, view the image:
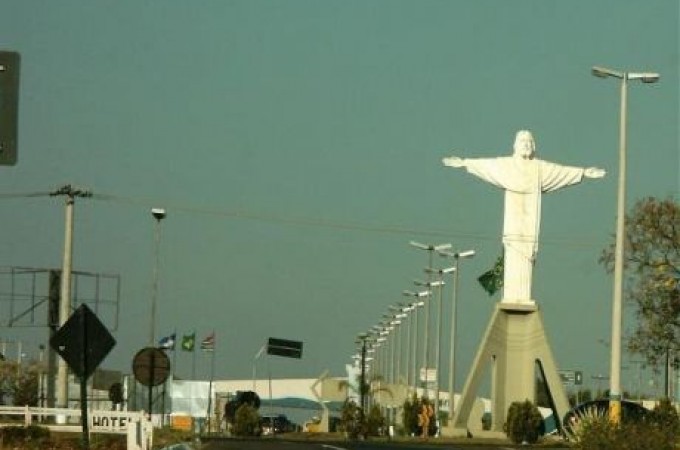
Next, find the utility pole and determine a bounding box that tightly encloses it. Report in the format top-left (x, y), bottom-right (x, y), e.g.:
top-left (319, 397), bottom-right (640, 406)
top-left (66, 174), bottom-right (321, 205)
top-left (50, 184), bottom-right (91, 411)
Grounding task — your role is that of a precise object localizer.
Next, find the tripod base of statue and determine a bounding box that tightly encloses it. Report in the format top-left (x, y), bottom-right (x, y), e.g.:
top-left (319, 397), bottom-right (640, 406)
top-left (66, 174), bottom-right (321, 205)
top-left (443, 301), bottom-right (569, 438)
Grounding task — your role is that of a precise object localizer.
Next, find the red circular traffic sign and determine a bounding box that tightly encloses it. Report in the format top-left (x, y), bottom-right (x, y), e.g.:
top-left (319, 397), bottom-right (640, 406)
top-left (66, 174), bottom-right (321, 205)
top-left (132, 347), bottom-right (171, 387)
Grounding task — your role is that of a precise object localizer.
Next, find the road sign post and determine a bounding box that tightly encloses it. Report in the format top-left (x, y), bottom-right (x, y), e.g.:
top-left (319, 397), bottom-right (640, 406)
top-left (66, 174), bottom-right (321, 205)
top-left (50, 304), bottom-right (116, 450)
top-left (132, 347), bottom-right (171, 419)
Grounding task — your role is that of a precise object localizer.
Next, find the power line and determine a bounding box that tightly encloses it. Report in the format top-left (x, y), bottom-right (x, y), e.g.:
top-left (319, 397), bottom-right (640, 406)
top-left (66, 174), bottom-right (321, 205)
top-left (0, 190), bottom-right (605, 248)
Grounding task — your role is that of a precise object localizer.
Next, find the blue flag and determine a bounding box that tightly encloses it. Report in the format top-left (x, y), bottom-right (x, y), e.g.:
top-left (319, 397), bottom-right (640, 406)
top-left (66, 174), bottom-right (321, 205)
top-left (158, 333), bottom-right (176, 350)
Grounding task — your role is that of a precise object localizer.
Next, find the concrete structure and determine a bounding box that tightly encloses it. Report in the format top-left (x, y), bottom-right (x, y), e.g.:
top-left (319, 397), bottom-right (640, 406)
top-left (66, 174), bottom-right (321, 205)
top-left (447, 302), bottom-right (569, 436)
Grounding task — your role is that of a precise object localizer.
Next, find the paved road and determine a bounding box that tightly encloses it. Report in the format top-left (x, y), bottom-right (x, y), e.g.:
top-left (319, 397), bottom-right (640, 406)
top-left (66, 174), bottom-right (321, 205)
top-left (200, 436), bottom-right (570, 450)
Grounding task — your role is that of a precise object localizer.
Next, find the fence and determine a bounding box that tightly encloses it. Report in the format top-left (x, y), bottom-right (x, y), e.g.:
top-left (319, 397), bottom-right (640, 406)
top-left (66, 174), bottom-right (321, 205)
top-left (0, 406), bottom-right (152, 450)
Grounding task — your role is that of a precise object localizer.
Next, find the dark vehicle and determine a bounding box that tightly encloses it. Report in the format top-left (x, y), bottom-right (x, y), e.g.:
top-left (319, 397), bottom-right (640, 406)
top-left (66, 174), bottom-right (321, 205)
top-left (259, 414), bottom-right (294, 435)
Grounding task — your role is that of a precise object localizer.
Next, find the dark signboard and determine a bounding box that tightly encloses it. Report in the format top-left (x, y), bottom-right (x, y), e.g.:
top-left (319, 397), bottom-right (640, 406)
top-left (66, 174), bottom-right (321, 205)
top-left (49, 303), bottom-right (116, 380)
top-left (267, 337), bottom-right (303, 359)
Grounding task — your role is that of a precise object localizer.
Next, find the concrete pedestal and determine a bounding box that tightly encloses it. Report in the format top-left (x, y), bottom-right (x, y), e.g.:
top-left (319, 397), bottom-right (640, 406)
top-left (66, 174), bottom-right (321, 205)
top-left (444, 302), bottom-right (569, 437)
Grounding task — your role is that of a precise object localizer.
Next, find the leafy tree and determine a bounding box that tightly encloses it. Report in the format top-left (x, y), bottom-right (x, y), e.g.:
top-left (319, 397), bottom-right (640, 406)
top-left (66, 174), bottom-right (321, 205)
top-left (0, 360), bottom-right (39, 406)
top-left (224, 390), bottom-right (260, 427)
top-left (600, 196), bottom-right (680, 367)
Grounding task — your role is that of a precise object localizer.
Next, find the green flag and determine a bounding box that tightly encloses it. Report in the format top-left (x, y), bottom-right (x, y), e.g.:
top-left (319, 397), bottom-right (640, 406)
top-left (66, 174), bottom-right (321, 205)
top-left (181, 333), bottom-right (195, 351)
top-left (478, 255), bottom-right (504, 296)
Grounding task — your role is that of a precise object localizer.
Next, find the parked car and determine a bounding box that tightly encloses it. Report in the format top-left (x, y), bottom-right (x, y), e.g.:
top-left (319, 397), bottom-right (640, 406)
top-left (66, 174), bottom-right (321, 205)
top-left (259, 414), bottom-right (293, 435)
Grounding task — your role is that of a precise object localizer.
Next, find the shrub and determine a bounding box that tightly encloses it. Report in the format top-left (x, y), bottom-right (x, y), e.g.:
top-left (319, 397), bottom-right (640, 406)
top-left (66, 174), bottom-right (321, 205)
top-left (503, 400), bottom-right (543, 444)
top-left (0, 425), bottom-right (51, 449)
top-left (232, 403), bottom-right (260, 436)
top-left (571, 400), bottom-right (680, 450)
top-left (339, 399), bottom-right (363, 439)
top-left (364, 404), bottom-right (385, 437)
top-left (648, 397), bottom-right (680, 437)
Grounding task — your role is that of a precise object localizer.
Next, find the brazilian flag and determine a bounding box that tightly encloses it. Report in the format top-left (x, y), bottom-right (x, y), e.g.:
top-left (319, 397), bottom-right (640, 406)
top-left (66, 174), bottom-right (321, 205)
top-left (478, 255), bottom-right (504, 296)
top-left (181, 333), bottom-right (196, 351)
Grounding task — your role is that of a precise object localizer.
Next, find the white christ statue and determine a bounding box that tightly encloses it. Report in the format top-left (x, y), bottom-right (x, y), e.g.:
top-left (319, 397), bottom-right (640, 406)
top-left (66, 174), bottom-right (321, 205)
top-left (442, 130), bottom-right (606, 304)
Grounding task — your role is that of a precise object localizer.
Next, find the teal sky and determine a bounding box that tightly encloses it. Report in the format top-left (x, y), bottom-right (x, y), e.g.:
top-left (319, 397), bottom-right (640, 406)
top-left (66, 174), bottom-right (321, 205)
top-left (0, 1), bottom-right (678, 395)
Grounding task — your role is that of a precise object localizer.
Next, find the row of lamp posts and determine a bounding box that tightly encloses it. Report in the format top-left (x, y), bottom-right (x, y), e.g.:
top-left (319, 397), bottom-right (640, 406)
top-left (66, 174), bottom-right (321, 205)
top-left (351, 242), bottom-right (475, 428)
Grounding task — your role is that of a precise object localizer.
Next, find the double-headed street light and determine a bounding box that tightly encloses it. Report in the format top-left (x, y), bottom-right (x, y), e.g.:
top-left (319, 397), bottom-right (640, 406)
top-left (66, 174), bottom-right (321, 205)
top-left (389, 304), bottom-right (409, 384)
top-left (438, 249), bottom-right (475, 420)
top-left (403, 289), bottom-right (431, 394)
top-left (415, 279), bottom-right (446, 409)
top-left (399, 302), bottom-right (419, 388)
top-left (592, 65), bottom-right (659, 423)
top-left (410, 242), bottom-right (451, 396)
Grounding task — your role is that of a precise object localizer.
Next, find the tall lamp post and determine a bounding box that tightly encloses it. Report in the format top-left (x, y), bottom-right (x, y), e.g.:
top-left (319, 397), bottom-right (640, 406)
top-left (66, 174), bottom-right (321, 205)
top-left (150, 208), bottom-right (166, 346)
top-left (389, 305), bottom-right (408, 385)
top-left (401, 302), bottom-right (420, 389)
top-left (403, 289), bottom-right (431, 394)
top-left (415, 279), bottom-right (445, 410)
top-left (592, 66), bottom-right (659, 422)
top-left (409, 242), bottom-right (452, 397)
top-left (439, 249), bottom-right (475, 420)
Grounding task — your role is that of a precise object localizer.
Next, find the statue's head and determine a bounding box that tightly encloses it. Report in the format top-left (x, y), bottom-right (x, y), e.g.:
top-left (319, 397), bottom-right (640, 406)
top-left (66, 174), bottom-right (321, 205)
top-left (513, 130), bottom-right (536, 159)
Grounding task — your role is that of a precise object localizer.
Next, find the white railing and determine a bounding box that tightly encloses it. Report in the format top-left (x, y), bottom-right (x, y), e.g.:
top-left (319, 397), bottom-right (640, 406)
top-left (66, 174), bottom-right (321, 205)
top-left (0, 406), bottom-right (153, 450)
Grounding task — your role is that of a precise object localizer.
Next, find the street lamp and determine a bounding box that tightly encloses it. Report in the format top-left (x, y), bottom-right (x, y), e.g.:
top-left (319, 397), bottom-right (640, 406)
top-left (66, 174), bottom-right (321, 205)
top-left (438, 249), bottom-right (475, 420)
top-left (399, 303), bottom-right (416, 388)
top-left (389, 304), bottom-right (409, 385)
top-left (403, 289), bottom-right (430, 394)
top-left (150, 207), bottom-right (167, 346)
top-left (410, 242), bottom-right (451, 396)
top-left (416, 279), bottom-right (446, 413)
top-left (413, 279), bottom-right (445, 397)
top-left (592, 65), bottom-right (659, 423)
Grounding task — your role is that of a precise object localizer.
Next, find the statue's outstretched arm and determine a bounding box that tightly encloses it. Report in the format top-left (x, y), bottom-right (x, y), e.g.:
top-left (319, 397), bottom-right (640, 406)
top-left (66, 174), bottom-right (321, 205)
top-left (442, 156), bottom-right (466, 168)
top-left (584, 167), bottom-right (606, 179)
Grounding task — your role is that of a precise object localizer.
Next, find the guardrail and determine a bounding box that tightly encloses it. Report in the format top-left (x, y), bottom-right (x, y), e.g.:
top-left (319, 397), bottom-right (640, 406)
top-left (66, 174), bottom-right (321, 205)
top-left (0, 406), bottom-right (152, 450)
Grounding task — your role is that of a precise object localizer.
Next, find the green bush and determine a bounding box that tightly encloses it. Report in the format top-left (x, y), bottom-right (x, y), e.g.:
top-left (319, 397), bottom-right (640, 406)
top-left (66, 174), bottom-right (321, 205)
top-left (575, 415), bottom-right (679, 450)
top-left (648, 397), bottom-right (680, 438)
top-left (339, 399), bottom-right (363, 439)
top-left (570, 400), bottom-right (680, 450)
top-left (503, 400), bottom-right (543, 444)
top-left (0, 425), bottom-right (51, 448)
top-left (364, 404), bottom-right (385, 436)
top-left (232, 403), bottom-right (260, 436)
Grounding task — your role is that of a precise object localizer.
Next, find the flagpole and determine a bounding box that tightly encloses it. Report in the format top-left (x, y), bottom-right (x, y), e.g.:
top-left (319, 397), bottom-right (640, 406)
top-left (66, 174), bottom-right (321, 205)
top-left (206, 331), bottom-right (216, 433)
top-left (172, 329), bottom-right (177, 377)
top-left (166, 329), bottom-right (177, 428)
top-left (192, 335), bottom-right (197, 380)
